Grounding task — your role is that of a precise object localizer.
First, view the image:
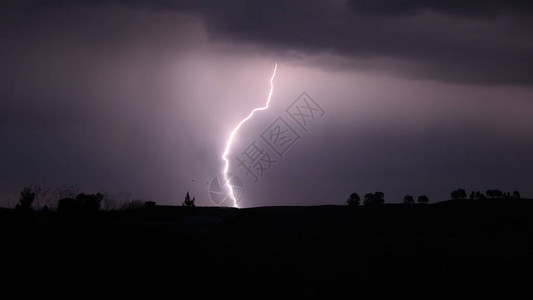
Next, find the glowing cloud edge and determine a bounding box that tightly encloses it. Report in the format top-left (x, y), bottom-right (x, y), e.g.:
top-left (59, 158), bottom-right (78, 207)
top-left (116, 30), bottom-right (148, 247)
top-left (221, 63), bottom-right (278, 208)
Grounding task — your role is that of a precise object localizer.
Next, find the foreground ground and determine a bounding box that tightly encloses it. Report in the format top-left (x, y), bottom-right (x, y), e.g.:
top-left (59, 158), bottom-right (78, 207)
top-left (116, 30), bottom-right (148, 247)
top-left (1, 199), bottom-right (532, 298)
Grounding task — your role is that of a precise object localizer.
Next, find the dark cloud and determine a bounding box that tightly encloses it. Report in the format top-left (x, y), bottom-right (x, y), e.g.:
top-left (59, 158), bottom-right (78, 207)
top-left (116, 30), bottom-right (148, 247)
top-left (346, 0), bottom-right (533, 17)
top-left (3, 0), bottom-right (533, 85)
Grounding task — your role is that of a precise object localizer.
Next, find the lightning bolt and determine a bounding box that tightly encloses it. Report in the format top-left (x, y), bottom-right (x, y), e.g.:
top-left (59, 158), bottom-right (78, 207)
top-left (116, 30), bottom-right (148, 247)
top-left (222, 62), bottom-right (278, 208)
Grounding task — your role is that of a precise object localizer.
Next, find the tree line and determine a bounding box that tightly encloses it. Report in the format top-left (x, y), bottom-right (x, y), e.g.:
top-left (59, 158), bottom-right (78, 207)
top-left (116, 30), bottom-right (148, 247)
top-left (9, 185), bottom-right (524, 211)
top-left (12, 186), bottom-right (196, 211)
top-left (13, 185), bottom-right (155, 212)
top-left (346, 191), bottom-right (429, 206)
top-left (450, 188), bottom-right (520, 200)
top-left (346, 188), bottom-right (522, 206)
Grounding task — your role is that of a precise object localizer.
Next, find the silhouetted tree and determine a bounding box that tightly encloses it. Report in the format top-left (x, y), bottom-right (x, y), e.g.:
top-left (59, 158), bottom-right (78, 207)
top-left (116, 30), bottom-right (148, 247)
top-left (58, 193), bottom-right (102, 213)
top-left (451, 190), bottom-right (460, 200)
top-left (364, 192), bottom-right (385, 206)
top-left (57, 198), bottom-right (76, 213)
top-left (486, 189), bottom-right (503, 199)
top-left (417, 195), bottom-right (429, 204)
top-left (28, 185), bottom-right (50, 210)
top-left (374, 192), bottom-right (385, 204)
top-left (451, 188), bottom-right (467, 200)
top-left (475, 191), bottom-right (486, 200)
top-left (55, 185), bottom-right (81, 203)
top-left (512, 191), bottom-right (521, 199)
top-left (17, 185), bottom-right (82, 209)
top-left (469, 191), bottom-right (475, 200)
top-left (363, 193), bottom-right (373, 205)
top-left (183, 191), bottom-right (195, 207)
top-left (403, 195), bottom-right (414, 205)
top-left (17, 186), bottom-right (35, 210)
top-left (346, 193), bottom-right (360, 206)
top-left (76, 193), bottom-right (103, 211)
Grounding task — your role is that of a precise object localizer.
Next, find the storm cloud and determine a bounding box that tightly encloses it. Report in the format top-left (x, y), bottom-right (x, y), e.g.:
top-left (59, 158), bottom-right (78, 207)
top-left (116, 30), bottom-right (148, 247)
top-left (5, 0), bottom-right (533, 85)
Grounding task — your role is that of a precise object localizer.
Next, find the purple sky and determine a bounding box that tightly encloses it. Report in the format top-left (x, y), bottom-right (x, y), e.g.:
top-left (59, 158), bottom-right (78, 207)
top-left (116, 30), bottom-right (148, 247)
top-left (1, 1), bottom-right (533, 207)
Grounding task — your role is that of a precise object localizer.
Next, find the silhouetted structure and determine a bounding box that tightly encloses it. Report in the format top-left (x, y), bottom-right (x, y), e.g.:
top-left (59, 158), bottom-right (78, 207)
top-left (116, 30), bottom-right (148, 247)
top-left (346, 193), bottom-right (360, 206)
top-left (183, 191), bottom-right (195, 207)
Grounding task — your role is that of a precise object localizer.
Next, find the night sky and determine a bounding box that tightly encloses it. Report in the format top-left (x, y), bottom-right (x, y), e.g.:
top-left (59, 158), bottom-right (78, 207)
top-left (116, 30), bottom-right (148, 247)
top-left (1, 0), bottom-right (532, 207)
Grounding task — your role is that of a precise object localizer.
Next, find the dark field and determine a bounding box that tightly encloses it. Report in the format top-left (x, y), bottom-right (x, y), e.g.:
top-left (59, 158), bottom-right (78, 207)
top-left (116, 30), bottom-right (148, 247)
top-left (2, 200), bottom-right (532, 298)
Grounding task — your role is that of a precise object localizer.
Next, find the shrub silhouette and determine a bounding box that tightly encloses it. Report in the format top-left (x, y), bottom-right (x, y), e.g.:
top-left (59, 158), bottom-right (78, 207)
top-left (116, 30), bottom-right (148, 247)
top-left (403, 195), bottom-right (414, 205)
top-left (346, 193), bottom-right (360, 206)
top-left (512, 191), bottom-right (520, 199)
top-left (57, 193), bottom-right (103, 213)
top-left (451, 188), bottom-right (467, 200)
top-left (417, 195), bottom-right (429, 204)
top-left (183, 191), bottom-right (195, 207)
top-left (469, 191), bottom-right (486, 200)
top-left (486, 189), bottom-right (504, 199)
